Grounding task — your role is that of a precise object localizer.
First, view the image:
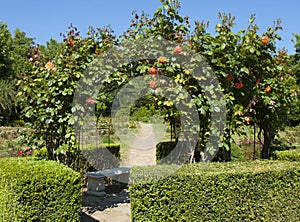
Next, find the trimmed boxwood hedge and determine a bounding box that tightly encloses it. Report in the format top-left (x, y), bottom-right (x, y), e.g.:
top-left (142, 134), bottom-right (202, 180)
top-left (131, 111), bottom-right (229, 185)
top-left (156, 142), bottom-right (191, 163)
top-left (0, 158), bottom-right (81, 221)
top-left (156, 142), bottom-right (176, 161)
top-left (82, 143), bottom-right (121, 170)
top-left (130, 161), bottom-right (300, 221)
top-left (34, 143), bottom-right (121, 172)
top-left (272, 149), bottom-right (300, 161)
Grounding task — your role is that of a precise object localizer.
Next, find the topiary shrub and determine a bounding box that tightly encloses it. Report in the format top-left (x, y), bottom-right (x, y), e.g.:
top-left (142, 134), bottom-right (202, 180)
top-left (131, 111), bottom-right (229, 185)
top-left (0, 158), bottom-right (81, 221)
top-left (130, 161), bottom-right (300, 221)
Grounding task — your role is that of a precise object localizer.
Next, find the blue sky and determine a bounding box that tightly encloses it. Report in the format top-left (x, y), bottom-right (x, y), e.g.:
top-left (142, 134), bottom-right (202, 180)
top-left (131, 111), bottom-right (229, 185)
top-left (1, 0), bottom-right (299, 53)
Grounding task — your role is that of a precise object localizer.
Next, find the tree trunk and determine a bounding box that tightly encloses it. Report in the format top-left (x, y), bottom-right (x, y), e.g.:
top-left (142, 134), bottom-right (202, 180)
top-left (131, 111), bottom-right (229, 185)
top-left (260, 124), bottom-right (274, 159)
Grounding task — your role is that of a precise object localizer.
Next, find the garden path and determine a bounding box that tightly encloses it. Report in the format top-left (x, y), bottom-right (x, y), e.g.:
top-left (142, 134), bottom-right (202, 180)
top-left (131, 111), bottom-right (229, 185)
top-left (121, 122), bottom-right (157, 167)
top-left (82, 122), bottom-right (157, 221)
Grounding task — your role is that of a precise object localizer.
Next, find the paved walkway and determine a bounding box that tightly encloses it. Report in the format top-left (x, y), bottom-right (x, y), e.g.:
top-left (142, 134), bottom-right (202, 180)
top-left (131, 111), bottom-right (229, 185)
top-left (81, 122), bottom-right (157, 221)
top-left (81, 187), bottom-right (130, 222)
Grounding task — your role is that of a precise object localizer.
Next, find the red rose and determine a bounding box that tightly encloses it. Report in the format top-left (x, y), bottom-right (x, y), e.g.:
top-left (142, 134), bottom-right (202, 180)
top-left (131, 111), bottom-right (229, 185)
top-left (17, 151), bottom-right (24, 156)
top-left (69, 39), bottom-right (74, 46)
top-left (226, 74), bottom-right (234, 81)
top-left (149, 67), bottom-right (158, 75)
top-left (234, 82), bottom-right (244, 89)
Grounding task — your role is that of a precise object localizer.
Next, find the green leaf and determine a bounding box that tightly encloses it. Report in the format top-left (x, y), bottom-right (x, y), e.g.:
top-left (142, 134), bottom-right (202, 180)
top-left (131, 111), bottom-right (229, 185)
top-left (240, 67), bottom-right (249, 75)
top-left (220, 43), bottom-right (226, 50)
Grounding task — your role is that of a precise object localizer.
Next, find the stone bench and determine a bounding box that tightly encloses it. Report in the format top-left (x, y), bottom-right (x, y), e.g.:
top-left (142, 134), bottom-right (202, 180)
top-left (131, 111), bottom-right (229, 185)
top-left (84, 167), bottom-right (130, 197)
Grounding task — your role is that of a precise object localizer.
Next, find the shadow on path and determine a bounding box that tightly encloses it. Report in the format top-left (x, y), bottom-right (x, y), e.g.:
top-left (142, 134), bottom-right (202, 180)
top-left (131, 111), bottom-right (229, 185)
top-left (81, 185), bottom-right (130, 222)
top-left (81, 212), bottom-right (99, 222)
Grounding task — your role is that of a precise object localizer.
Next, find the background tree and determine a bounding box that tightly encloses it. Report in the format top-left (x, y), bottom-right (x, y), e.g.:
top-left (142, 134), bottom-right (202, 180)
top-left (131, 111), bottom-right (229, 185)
top-left (39, 38), bottom-right (61, 62)
top-left (287, 34), bottom-right (300, 126)
top-left (0, 22), bottom-right (32, 125)
top-left (291, 34), bottom-right (300, 83)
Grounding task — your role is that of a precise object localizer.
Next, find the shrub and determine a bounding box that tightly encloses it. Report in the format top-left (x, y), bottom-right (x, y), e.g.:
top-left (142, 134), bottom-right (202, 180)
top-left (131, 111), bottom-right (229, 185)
top-left (101, 136), bottom-right (115, 144)
top-left (82, 143), bottom-right (121, 170)
top-left (230, 142), bottom-right (244, 161)
top-left (157, 141), bottom-right (245, 162)
top-left (130, 161), bottom-right (300, 221)
top-left (0, 158), bottom-right (81, 221)
top-left (156, 141), bottom-right (193, 164)
top-left (33, 146), bottom-right (48, 160)
top-left (272, 149), bottom-right (300, 161)
top-left (81, 143), bottom-right (120, 158)
top-left (33, 143), bottom-right (121, 173)
top-left (156, 141), bottom-right (176, 161)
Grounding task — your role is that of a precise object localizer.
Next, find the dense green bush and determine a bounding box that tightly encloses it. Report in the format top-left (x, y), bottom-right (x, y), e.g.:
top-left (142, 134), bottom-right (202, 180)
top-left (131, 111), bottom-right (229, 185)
top-left (33, 143), bottom-right (120, 172)
top-left (156, 142), bottom-right (176, 161)
top-left (272, 149), bottom-right (300, 161)
top-left (81, 143), bottom-right (120, 158)
top-left (0, 158), bottom-right (81, 221)
top-left (33, 147), bottom-right (49, 159)
top-left (105, 143), bottom-right (121, 159)
top-left (230, 142), bottom-right (244, 161)
top-left (82, 143), bottom-right (121, 170)
top-left (157, 141), bottom-right (245, 162)
top-left (130, 161), bottom-right (300, 221)
top-left (156, 141), bottom-right (193, 164)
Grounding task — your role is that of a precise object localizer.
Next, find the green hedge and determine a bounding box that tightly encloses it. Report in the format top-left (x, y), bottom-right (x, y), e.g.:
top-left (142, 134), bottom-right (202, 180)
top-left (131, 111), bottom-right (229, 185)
top-left (0, 158), bottom-right (81, 221)
top-left (156, 142), bottom-right (176, 161)
top-left (104, 143), bottom-right (121, 159)
top-left (34, 143), bottom-right (121, 171)
top-left (156, 141), bottom-right (192, 164)
top-left (130, 161), bottom-right (300, 221)
top-left (156, 141), bottom-right (243, 163)
top-left (82, 143), bottom-right (121, 170)
top-left (272, 149), bottom-right (300, 161)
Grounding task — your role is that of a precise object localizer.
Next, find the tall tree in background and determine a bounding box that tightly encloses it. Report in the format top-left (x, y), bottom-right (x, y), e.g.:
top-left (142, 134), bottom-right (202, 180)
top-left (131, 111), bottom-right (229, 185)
top-left (292, 34), bottom-right (300, 83)
top-left (39, 38), bottom-right (61, 61)
top-left (287, 34), bottom-right (300, 126)
top-left (0, 22), bottom-right (33, 125)
top-left (0, 22), bottom-right (13, 79)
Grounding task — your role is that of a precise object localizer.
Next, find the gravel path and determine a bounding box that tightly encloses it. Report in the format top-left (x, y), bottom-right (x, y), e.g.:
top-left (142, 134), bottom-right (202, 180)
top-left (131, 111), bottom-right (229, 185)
top-left (81, 122), bottom-right (157, 221)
